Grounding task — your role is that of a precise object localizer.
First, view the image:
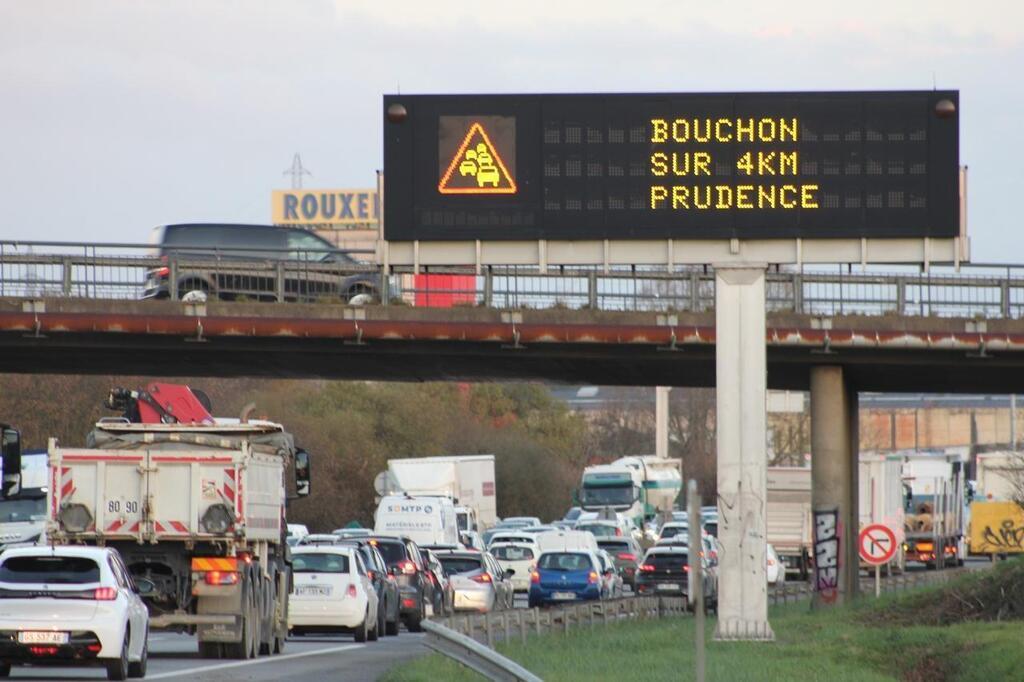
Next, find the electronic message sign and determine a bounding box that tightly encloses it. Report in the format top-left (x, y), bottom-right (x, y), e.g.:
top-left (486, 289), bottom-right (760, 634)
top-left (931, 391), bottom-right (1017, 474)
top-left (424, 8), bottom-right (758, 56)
top-left (383, 91), bottom-right (959, 242)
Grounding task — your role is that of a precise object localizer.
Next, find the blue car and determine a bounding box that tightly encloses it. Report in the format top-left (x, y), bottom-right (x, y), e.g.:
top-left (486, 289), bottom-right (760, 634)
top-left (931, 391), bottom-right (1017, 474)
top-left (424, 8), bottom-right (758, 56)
top-left (528, 551), bottom-right (603, 607)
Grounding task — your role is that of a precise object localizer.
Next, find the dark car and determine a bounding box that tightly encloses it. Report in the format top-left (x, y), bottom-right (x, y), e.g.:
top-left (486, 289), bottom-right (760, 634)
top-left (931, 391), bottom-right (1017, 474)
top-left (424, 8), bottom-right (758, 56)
top-left (597, 537), bottom-right (643, 590)
top-left (421, 549), bottom-right (455, 617)
top-left (142, 223), bottom-right (378, 303)
top-left (635, 546), bottom-right (717, 611)
top-left (366, 536), bottom-right (428, 631)
top-left (337, 540), bottom-right (401, 636)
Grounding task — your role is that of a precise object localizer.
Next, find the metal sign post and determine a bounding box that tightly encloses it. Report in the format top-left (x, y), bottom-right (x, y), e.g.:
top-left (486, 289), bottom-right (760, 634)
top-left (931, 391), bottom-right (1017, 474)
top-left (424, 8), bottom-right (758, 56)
top-left (687, 479), bottom-right (705, 682)
top-left (858, 523), bottom-right (898, 598)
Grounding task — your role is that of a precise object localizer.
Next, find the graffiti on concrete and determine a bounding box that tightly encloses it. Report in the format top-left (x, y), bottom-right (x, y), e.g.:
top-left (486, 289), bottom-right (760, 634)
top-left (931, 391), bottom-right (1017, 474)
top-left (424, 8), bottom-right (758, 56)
top-left (813, 508), bottom-right (839, 603)
top-left (969, 501), bottom-right (1024, 554)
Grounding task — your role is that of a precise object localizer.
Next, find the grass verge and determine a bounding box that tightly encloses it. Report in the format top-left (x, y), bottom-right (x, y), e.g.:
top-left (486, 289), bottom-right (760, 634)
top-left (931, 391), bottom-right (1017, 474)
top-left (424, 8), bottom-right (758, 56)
top-left (384, 563), bottom-right (1024, 682)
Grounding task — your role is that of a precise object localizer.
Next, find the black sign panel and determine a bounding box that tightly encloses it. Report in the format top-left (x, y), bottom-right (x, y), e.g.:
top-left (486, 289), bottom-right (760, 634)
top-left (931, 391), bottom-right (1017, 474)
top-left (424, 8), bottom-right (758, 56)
top-left (384, 91), bottom-right (959, 241)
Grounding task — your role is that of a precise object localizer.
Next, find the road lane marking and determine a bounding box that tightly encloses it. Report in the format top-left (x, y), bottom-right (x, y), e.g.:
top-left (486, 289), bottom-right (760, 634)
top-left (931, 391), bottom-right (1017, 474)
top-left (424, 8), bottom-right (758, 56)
top-left (144, 644), bottom-right (365, 680)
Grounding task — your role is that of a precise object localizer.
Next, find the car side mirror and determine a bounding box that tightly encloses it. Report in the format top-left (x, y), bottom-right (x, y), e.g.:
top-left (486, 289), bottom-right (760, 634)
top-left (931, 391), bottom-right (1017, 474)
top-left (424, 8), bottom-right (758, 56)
top-left (294, 449), bottom-right (311, 497)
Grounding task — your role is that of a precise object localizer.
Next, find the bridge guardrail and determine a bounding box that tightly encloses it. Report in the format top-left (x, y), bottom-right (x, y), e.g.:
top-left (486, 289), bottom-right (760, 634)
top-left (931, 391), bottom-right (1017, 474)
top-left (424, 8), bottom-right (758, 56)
top-left (4, 240), bottom-right (1024, 319)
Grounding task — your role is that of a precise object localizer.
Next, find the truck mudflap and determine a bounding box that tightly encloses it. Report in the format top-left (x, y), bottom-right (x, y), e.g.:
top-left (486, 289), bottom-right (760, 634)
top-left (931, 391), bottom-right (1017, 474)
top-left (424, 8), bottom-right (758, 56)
top-left (197, 616), bottom-right (244, 643)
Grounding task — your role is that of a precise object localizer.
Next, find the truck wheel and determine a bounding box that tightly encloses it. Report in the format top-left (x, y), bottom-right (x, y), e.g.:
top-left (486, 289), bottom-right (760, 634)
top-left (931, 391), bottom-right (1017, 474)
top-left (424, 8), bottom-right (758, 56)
top-left (225, 581), bottom-right (256, 659)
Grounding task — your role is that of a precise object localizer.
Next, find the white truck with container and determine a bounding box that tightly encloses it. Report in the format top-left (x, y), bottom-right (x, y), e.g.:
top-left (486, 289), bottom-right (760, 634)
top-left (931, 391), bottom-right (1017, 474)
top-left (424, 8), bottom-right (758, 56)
top-left (858, 452), bottom-right (907, 571)
top-left (373, 494), bottom-right (459, 547)
top-left (577, 456), bottom-right (682, 529)
top-left (766, 466), bottom-right (813, 580)
top-left (44, 384), bottom-right (312, 660)
top-left (380, 455), bottom-right (497, 533)
top-left (901, 450), bottom-right (968, 568)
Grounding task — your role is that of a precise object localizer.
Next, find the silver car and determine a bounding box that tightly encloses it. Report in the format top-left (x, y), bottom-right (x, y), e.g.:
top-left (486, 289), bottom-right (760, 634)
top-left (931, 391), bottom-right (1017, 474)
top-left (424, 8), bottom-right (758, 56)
top-left (435, 550), bottom-right (514, 613)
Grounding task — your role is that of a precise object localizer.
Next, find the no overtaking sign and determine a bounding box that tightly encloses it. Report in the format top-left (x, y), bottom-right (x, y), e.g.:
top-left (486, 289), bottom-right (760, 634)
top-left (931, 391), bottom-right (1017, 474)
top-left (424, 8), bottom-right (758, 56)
top-left (859, 523), bottom-right (898, 566)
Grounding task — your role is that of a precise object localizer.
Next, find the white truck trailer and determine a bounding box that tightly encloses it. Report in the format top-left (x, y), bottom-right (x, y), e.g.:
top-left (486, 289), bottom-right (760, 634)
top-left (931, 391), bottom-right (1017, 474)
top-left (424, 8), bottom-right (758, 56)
top-left (858, 452), bottom-right (906, 570)
top-left (578, 456), bottom-right (682, 528)
top-left (766, 466), bottom-right (813, 579)
top-left (47, 414), bottom-right (311, 659)
top-left (383, 455), bottom-right (497, 532)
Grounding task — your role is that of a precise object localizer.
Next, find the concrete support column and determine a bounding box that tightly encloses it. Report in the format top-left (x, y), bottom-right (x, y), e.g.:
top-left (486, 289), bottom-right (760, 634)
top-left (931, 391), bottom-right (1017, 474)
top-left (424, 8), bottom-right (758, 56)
top-left (655, 387), bottom-right (671, 461)
top-left (714, 266), bottom-right (773, 641)
top-left (809, 365), bottom-right (860, 607)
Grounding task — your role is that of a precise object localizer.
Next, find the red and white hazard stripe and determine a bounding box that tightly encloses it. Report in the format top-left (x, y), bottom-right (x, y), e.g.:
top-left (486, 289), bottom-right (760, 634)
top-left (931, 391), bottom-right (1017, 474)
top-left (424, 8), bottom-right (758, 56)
top-left (154, 520), bottom-right (190, 535)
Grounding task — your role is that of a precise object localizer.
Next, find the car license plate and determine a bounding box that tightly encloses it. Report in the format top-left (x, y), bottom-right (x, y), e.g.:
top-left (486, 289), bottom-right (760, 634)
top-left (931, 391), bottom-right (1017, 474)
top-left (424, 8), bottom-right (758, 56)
top-left (552, 591), bottom-right (576, 600)
top-left (296, 585), bottom-right (332, 597)
top-left (18, 631), bottom-right (68, 644)
top-left (656, 583), bottom-right (681, 591)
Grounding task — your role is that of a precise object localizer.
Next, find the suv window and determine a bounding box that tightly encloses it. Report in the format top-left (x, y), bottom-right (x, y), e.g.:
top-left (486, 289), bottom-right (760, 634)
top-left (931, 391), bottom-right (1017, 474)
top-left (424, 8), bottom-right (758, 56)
top-left (0, 556), bottom-right (101, 584)
top-left (293, 553), bottom-right (350, 573)
top-left (162, 224), bottom-right (285, 258)
top-left (597, 541), bottom-right (631, 552)
top-left (538, 553), bottom-right (594, 571)
top-left (491, 545), bottom-right (534, 561)
top-left (646, 553), bottom-right (689, 570)
top-left (368, 540), bottom-right (407, 567)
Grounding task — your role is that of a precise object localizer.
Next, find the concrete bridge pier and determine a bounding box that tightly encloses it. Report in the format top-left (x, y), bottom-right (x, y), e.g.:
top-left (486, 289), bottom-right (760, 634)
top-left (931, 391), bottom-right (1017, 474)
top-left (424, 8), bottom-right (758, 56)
top-left (810, 365), bottom-right (860, 606)
top-left (714, 266), bottom-right (773, 641)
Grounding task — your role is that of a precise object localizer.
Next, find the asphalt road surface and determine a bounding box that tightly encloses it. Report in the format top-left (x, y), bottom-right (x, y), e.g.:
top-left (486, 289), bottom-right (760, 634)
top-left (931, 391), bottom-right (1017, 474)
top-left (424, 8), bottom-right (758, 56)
top-left (6, 630), bottom-right (426, 681)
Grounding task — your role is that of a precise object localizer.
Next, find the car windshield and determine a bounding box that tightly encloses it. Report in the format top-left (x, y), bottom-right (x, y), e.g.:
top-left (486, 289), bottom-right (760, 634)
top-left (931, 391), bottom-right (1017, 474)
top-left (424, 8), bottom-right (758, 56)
top-left (646, 553), bottom-right (689, 570)
top-left (577, 524), bottom-right (619, 537)
top-left (292, 553), bottom-right (350, 573)
top-left (660, 526), bottom-right (686, 538)
top-left (491, 546), bottom-right (535, 561)
top-left (564, 508), bottom-right (582, 521)
top-left (0, 496), bottom-right (46, 523)
top-left (538, 553), bottom-right (593, 571)
top-left (438, 557), bottom-right (483, 575)
top-left (578, 485), bottom-right (634, 506)
top-left (368, 541), bottom-right (407, 567)
top-left (0, 556), bottom-right (100, 584)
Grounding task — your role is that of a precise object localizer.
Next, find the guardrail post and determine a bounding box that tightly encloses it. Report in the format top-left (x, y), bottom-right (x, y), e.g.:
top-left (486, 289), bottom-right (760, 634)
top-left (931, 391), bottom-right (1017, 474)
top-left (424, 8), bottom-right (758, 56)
top-left (275, 261), bottom-right (285, 303)
top-left (61, 256), bottom-right (72, 296)
top-left (792, 273), bottom-right (803, 314)
top-left (587, 271), bottom-right (598, 309)
top-left (485, 613), bottom-right (493, 648)
top-left (533, 608), bottom-right (541, 636)
top-left (379, 265), bottom-right (390, 305)
top-left (168, 258), bottom-right (179, 301)
top-left (519, 610), bottom-right (527, 645)
top-left (503, 613), bottom-right (511, 641)
top-left (483, 267), bottom-right (494, 308)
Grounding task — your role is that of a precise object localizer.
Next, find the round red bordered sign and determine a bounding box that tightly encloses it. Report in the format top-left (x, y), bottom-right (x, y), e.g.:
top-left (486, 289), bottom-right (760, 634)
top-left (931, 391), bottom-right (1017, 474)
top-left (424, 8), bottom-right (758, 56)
top-left (859, 523), bottom-right (898, 565)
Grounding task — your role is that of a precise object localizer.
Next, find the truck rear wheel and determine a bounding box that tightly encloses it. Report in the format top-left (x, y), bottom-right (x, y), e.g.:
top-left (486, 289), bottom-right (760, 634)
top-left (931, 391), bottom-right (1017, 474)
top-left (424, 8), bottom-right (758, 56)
top-left (224, 578), bottom-right (257, 659)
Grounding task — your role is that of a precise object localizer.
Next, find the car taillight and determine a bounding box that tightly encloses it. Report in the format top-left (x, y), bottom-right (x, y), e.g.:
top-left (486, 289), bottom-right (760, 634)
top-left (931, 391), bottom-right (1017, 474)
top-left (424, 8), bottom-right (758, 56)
top-left (587, 571), bottom-right (599, 584)
top-left (400, 560), bottom-right (417, 575)
top-left (204, 571), bottom-right (239, 586)
top-left (94, 587), bottom-right (118, 600)
top-left (617, 552), bottom-right (636, 561)
top-left (471, 573), bottom-right (492, 584)
top-left (154, 266), bottom-right (170, 278)
top-left (683, 565), bottom-right (690, 573)
top-left (530, 571), bottom-right (540, 584)
top-left (347, 584), bottom-right (357, 598)
top-left (640, 564), bottom-right (655, 573)
top-left (615, 528), bottom-right (622, 536)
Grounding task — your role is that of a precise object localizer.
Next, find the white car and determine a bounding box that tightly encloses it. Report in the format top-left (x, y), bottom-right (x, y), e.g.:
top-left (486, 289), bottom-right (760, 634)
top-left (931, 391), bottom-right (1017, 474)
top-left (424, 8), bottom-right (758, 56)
top-left (0, 546), bottom-right (149, 680)
top-left (489, 541), bottom-right (540, 592)
top-left (486, 531), bottom-right (540, 549)
top-left (288, 546), bottom-right (380, 643)
top-left (766, 544), bottom-right (785, 585)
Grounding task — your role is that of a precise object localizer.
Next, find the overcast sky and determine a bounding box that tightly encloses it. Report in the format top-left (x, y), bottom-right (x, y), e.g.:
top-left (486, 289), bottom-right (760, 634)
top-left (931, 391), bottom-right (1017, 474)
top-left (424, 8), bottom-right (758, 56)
top-left (1, 1), bottom-right (1021, 262)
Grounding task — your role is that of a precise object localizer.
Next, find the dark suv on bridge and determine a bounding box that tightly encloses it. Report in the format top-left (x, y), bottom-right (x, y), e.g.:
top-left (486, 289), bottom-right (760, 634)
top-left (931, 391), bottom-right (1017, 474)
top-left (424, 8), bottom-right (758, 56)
top-left (142, 223), bottom-right (378, 303)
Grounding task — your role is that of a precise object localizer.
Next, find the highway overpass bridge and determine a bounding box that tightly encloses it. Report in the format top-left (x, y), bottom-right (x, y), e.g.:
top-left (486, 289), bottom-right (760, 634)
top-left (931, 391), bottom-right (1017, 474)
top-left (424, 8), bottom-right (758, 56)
top-left (1, 297), bottom-right (1023, 393)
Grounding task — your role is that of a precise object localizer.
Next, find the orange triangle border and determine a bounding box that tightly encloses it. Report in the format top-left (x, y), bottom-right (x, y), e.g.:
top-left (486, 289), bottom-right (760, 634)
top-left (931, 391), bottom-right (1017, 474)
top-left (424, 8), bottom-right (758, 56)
top-left (438, 122), bottom-right (518, 195)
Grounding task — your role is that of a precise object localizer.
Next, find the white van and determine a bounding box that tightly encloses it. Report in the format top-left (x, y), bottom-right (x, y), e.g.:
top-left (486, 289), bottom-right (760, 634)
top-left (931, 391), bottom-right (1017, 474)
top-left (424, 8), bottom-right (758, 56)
top-left (373, 495), bottom-right (459, 547)
top-left (536, 529), bottom-right (599, 554)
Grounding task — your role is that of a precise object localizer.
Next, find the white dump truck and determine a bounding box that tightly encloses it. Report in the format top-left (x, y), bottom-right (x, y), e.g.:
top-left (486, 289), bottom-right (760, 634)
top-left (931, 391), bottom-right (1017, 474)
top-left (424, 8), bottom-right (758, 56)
top-left (45, 384), bottom-right (311, 659)
top-left (578, 456), bottom-right (682, 528)
top-left (381, 455), bottom-right (497, 532)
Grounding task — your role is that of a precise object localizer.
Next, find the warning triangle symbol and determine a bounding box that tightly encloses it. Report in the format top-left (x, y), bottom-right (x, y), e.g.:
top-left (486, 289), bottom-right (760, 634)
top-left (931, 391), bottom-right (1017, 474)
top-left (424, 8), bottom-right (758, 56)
top-left (438, 122), bottom-right (517, 195)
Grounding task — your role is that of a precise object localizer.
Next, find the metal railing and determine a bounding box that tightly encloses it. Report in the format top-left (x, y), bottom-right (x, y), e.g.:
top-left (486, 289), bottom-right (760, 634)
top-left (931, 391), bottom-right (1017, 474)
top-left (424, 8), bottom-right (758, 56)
top-left (768, 566), bottom-right (972, 605)
top-left (4, 240), bottom-right (1024, 318)
top-left (422, 620), bottom-right (542, 682)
